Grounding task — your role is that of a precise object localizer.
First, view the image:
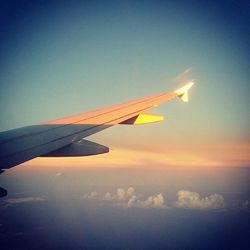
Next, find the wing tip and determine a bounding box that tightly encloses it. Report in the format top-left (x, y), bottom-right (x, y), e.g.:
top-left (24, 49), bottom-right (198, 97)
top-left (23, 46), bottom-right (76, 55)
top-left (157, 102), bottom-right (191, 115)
top-left (174, 80), bottom-right (195, 102)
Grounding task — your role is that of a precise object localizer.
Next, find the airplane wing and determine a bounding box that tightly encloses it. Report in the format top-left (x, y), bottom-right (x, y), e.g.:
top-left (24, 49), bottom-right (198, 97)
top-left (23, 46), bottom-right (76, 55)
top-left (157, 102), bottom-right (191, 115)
top-left (0, 81), bottom-right (194, 171)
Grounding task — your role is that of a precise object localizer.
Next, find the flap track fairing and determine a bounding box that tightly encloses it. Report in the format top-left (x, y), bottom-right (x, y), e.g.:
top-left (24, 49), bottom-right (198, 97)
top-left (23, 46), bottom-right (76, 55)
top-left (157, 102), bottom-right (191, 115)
top-left (41, 139), bottom-right (109, 157)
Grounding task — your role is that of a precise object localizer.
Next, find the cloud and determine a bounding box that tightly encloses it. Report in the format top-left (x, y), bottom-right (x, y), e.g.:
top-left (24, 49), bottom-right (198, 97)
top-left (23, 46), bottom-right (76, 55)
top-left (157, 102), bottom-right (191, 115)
top-left (116, 188), bottom-right (126, 201)
top-left (52, 172), bottom-right (65, 182)
top-left (126, 187), bottom-right (135, 198)
top-left (127, 195), bottom-right (137, 207)
top-left (102, 187), bottom-right (136, 201)
top-left (83, 188), bottom-right (227, 210)
top-left (55, 172), bottom-right (62, 177)
top-left (130, 193), bottom-right (166, 208)
top-left (116, 187), bottom-right (136, 201)
top-left (174, 190), bottom-right (225, 210)
top-left (83, 191), bottom-right (98, 199)
top-left (5, 196), bottom-right (47, 204)
top-left (103, 192), bottom-right (113, 201)
top-left (184, 67), bottom-right (193, 74)
top-left (83, 187), bottom-right (166, 209)
top-left (173, 67), bottom-right (193, 82)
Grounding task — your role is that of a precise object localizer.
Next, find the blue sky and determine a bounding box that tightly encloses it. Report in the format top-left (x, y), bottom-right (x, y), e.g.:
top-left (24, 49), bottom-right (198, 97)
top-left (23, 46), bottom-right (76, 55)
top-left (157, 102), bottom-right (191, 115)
top-left (0, 0), bottom-right (249, 142)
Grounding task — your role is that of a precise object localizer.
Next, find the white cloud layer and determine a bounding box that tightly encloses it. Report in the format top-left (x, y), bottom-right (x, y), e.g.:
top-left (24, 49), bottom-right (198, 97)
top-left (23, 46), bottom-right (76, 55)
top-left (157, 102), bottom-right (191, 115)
top-left (83, 188), bottom-right (227, 210)
top-left (175, 190), bottom-right (225, 210)
top-left (83, 187), bottom-right (166, 209)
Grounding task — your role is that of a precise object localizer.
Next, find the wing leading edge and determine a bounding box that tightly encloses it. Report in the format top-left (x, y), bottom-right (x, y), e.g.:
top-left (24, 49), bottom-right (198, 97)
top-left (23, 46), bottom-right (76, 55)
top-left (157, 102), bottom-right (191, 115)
top-left (0, 81), bottom-right (194, 170)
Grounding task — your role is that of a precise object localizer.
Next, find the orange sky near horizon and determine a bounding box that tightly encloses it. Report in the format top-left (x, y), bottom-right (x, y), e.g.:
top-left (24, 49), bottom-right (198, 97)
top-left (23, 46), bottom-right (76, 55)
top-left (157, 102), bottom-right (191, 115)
top-left (16, 138), bottom-right (250, 171)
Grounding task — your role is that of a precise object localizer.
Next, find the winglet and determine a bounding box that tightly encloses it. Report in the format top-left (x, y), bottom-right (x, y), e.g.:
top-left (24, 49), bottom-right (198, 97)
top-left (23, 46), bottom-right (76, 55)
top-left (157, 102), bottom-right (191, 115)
top-left (121, 113), bottom-right (164, 125)
top-left (174, 80), bottom-right (195, 102)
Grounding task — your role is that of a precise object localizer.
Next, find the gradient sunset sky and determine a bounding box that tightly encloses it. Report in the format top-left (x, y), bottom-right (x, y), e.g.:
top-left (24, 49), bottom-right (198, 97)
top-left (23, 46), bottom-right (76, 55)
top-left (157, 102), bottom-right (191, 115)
top-left (0, 0), bottom-right (249, 168)
top-left (1, 2), bottom-right (250, 249)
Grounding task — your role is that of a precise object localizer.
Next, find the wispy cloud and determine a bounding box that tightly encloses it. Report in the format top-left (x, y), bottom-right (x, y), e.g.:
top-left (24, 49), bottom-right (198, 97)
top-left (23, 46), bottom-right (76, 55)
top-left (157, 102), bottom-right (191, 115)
top-left (174, 190), bottom-right (225, 210)
top-left (173, 67), bottom-right (193, 83)
top-left (4, 196), bottom-right (47, 204)
top-left (83, 191), bottom-right (98, 199)
top-left (55, 172), bottom-right (63, 178)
